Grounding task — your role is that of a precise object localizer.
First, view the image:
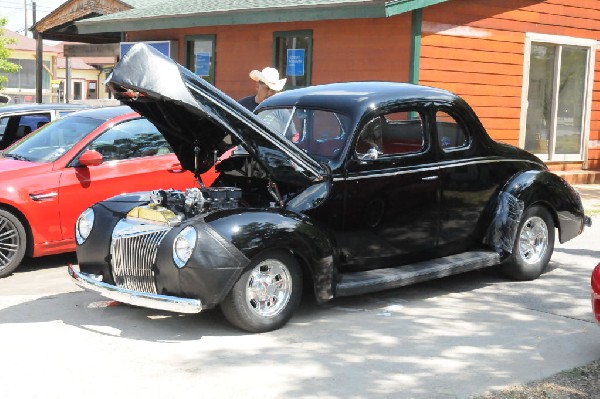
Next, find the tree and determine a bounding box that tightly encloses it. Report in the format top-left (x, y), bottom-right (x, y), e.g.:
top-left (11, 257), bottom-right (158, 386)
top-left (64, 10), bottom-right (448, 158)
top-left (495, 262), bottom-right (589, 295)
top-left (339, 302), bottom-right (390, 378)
top-left (0, 17), bottom-right (21, 90)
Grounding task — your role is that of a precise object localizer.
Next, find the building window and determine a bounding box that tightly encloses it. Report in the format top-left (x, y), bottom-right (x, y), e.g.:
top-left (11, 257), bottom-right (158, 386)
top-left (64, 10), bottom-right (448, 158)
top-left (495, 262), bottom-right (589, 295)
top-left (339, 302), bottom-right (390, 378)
top-left (5, 59), bottom-right (51, 90)
top-left (87, 81), bottom-right (98, 100)
top-left (273, 30), bottom-right (312, 89)
top-left (521, 34), bottom-right (596, 162)
top-left (185, 35), bottom-right (216, 84)
top-left (73, 81), bottom-right (82, 100)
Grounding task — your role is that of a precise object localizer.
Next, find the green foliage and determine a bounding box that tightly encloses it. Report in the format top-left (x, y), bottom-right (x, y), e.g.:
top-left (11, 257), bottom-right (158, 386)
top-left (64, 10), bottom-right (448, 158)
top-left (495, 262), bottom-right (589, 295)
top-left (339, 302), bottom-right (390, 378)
top-left (0, 17), bottom-right (21, 90)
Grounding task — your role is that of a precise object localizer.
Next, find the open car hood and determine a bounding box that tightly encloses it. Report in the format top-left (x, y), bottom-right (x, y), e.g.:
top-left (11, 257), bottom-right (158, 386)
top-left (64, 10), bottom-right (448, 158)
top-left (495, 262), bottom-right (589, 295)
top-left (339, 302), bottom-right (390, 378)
top-left (106, 43), bottom-right (325, 187)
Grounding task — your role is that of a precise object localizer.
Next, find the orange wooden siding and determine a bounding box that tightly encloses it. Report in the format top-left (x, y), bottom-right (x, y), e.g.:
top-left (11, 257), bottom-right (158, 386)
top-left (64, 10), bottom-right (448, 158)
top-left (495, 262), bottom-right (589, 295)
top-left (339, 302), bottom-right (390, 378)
top-left (421, 0), bottom-right (600, 168)
top-left (127, 16), bottom-right (411, 101)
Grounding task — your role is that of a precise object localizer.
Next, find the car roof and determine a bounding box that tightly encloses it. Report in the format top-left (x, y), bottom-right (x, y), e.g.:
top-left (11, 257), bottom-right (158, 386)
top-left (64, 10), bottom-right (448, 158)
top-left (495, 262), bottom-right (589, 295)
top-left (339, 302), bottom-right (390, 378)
top-left (64, 105), bottom-right (137, 120)
top-left (258, 81), bottom-right (460, 116)
top-left (0, 103), bottom-right (90, 115)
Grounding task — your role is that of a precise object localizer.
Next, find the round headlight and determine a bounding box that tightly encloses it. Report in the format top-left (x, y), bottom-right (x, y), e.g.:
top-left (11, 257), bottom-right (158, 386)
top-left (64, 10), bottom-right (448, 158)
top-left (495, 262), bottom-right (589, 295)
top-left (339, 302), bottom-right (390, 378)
top-left (173, 226), bottom-right (197, 268)
top-left (75, 208), bottom-right (95, 245)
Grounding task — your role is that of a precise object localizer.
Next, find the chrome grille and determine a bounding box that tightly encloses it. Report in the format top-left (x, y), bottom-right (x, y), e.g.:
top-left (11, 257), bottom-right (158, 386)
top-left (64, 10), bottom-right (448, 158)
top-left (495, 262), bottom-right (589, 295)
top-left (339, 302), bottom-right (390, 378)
top-left (110, 219), bottom-right (171, 293)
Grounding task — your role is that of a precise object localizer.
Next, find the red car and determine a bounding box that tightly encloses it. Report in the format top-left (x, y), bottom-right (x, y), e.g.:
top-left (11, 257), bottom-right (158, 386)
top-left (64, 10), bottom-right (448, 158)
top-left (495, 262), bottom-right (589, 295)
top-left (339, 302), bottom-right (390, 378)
top-left (592, 263), bottom-right (600, 324)
top-left (0, 105), bottom-right (214, 278)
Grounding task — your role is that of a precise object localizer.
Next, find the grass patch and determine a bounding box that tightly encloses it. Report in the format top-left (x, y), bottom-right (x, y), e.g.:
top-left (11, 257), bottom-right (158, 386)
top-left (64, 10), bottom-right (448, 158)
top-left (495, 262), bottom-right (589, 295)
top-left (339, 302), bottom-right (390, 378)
top-left (585, 208), bottom-right (600, 216)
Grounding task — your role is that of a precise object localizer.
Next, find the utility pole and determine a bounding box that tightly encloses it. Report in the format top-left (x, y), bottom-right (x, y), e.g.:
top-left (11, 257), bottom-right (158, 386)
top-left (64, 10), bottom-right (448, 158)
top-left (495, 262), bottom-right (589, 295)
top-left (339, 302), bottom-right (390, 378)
top-left (33, 1), bottom-right (43, 103)
top-left (23, 0), bottom-right (28, 37)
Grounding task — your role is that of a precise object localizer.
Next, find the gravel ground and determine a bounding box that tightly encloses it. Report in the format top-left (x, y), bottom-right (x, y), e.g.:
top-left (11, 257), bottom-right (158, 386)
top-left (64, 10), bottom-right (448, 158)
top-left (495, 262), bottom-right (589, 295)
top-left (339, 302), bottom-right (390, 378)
top-left (473, 359), bottom-right (600, 398)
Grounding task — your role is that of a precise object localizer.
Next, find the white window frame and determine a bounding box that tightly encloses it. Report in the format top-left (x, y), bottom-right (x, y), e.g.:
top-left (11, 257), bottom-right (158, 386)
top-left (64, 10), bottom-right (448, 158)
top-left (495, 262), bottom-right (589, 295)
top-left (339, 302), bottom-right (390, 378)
top-left (520, 33), bottom-right (597, 166)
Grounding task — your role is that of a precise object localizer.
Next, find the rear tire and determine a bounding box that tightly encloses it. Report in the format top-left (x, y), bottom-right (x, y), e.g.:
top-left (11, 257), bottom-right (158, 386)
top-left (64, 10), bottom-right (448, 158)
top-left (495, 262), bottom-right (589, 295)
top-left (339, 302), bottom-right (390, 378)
top-left (221, 251), bottom-right (302, 333)
top-left (502, 205), bottom-right (554, 281)
top-left (0, 209), bottom-right (27, 278)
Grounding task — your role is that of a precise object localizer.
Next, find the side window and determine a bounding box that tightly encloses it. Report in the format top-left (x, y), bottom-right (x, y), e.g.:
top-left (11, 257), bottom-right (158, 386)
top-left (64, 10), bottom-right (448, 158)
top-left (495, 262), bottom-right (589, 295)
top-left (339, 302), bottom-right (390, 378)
top-left (88, 118), bottom-right (172, 162)
top-left (0, 117), bottom-right (9, 138)
top-left (18, 113), bottom-right (51, 136)
top-left (436, 110), bottom-right (468, 151)
top-left (356, 111), bottom-right (425, 158)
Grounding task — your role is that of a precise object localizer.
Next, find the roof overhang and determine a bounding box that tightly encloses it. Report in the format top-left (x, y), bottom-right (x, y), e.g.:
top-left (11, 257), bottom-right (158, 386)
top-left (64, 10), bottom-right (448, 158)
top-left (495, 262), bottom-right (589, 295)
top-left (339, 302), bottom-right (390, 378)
top-left (32, 0), bottom-right (132, 43)
top-left (74, 0), bottom-right (448, 34)
top-left (385, 0), bottom-right (450, 16)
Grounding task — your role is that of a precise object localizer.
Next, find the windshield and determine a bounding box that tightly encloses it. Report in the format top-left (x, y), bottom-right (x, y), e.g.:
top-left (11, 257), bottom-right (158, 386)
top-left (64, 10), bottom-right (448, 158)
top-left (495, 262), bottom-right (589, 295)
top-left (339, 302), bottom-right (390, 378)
top-left (1, 115), bottom-right (101, 163)
top-left (257, 107), bottom-right (351, 165)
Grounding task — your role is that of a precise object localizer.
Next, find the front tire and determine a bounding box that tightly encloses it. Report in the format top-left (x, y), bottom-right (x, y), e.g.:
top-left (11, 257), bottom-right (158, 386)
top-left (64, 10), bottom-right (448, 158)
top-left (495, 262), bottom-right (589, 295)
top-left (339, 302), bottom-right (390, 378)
top-left (0, 209), bottom-right (27, 278)
top-left (221, 251), bottom-right (302, 333)
top-left (502, 205), bottom-right (555, 281)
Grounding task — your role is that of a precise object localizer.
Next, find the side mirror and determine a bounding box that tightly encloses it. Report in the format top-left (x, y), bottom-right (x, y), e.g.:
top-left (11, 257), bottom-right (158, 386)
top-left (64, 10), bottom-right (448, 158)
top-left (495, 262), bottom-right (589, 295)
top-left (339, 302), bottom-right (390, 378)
top-left (78, 150), bottom-right (103, 167)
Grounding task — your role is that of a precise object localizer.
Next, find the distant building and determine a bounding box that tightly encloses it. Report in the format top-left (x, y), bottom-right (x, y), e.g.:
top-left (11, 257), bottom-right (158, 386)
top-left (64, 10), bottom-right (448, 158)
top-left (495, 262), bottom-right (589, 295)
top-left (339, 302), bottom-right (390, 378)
top-left (1, 29), bottom-right (115, 103)
top-left (1, 29), bottom-right (58, 104)
top-left (53, 42), bottom-right (115, 103)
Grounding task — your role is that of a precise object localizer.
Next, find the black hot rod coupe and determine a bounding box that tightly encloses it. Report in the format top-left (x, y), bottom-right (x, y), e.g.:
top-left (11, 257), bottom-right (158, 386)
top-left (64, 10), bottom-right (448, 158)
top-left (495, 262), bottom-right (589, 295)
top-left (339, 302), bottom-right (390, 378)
top-left (69, 44), bottom-right (590, 332)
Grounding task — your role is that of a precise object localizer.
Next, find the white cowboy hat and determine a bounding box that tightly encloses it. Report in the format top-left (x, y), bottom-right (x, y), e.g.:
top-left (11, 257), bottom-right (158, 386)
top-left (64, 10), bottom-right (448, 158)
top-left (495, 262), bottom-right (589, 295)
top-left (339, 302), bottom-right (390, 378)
top-left (249, 67), bottom-right (287, 91)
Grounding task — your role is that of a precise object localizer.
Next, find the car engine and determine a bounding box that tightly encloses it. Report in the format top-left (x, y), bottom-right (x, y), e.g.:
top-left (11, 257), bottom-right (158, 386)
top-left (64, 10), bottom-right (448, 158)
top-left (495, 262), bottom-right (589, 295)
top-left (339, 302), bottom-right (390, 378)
top-left (156, 187), bottom-right (242, 216)
top-left (126, 187), bottom-right (243, 226)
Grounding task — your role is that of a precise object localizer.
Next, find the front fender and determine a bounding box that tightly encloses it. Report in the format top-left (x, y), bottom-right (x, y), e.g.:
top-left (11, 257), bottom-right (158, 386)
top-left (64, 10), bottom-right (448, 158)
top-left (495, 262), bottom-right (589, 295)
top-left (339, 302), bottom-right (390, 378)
top-left (206, 209), bottom-right (338, 303)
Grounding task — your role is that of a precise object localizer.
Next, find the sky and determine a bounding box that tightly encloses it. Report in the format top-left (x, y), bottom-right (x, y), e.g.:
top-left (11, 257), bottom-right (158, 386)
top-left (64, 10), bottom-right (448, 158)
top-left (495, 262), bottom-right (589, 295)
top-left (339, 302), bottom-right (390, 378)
top-left (1, 0), bottom-right (67, 36)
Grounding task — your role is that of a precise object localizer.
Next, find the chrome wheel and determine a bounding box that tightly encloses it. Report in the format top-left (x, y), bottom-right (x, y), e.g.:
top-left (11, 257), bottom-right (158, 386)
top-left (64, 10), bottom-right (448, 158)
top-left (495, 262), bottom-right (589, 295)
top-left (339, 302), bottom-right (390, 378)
top-left (0, 209), bottom-right (26, 278)
top-left (0, 215), bottom-right (20, 269)
top-left (517, 215), bottom-right (548, 265)
top-left (246, 259), bottom-right (292, 318)
top-left (502, 205), bottom-right (555, 281)
top-left (221, 251), bottom-right (302, 332)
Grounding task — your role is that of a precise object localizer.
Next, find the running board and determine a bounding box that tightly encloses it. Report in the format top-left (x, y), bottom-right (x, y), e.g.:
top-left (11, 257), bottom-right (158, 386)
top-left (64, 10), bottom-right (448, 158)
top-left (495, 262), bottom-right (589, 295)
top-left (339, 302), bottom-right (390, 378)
top-left (336, 250), bottom-right (501, 297)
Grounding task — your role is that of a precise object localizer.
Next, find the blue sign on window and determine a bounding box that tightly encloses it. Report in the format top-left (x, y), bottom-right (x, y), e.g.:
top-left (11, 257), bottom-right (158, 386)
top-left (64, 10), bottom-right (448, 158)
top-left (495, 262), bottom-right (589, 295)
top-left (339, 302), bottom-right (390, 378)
top-left (195, 52), bottom-right (211, 76)
top-left (120, 41), bottom-right (172, 58)
top-left (286, 49), bottom-right (305, 77)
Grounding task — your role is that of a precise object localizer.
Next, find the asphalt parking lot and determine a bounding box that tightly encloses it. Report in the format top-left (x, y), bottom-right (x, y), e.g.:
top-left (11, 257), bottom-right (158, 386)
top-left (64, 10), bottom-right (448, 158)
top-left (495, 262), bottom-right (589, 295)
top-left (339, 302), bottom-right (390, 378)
top-left (0, 206), bottom-right (598, 398)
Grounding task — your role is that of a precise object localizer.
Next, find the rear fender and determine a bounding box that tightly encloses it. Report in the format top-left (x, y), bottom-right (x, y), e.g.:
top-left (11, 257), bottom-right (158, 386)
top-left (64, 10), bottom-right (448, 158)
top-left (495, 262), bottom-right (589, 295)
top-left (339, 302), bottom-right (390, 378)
top-left (486, 170), bottom-right (585, 251)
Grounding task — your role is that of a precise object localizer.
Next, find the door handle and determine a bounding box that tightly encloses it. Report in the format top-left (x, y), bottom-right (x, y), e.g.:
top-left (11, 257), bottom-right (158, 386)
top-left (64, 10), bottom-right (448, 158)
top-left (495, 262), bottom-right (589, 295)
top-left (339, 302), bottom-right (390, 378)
top-left (29, 191), bottom-right (58, 201)
top-left (421, 176), bottom-right (438, 181)
top-left (167, 163), bottom-right (185, 173)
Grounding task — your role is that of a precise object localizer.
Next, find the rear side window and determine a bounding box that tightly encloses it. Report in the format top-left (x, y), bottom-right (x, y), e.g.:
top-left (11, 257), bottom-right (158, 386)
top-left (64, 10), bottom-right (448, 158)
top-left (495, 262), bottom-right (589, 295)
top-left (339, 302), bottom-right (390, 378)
top-left (436, 110), bottom-right (468, 151)
top-left (88, 118), bottom-right (172, 161)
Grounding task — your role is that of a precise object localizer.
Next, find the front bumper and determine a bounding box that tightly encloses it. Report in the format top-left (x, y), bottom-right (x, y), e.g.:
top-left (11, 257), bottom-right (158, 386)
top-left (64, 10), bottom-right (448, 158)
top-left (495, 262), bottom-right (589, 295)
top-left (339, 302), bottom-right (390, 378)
top-left (68, 264), bottom-right (203, 314)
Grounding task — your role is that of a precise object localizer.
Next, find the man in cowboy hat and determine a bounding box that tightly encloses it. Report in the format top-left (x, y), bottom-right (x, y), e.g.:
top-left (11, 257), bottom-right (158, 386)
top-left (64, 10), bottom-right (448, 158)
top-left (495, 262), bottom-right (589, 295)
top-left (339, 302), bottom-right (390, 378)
top-left (238, 67), bottom-right (287, 112)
